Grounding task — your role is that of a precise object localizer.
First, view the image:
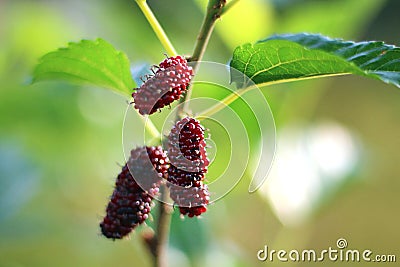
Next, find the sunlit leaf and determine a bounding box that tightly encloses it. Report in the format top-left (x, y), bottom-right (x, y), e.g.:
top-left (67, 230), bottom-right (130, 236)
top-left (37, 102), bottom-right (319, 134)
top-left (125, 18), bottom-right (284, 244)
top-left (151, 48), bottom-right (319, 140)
top-left (33, 39), bottom-right (135, 96)
top-left (230, 33), bottom-right (400, 88)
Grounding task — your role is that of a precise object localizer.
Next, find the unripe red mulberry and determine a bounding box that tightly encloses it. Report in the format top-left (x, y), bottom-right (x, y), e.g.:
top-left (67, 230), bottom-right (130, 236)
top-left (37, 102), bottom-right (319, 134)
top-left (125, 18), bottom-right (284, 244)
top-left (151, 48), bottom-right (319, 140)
top-left (167, 117), bottom-right (209, 173)
top-left (132, 56), bottom-right (193, 115)
top-left (100, 146), bottom-right (169, 240)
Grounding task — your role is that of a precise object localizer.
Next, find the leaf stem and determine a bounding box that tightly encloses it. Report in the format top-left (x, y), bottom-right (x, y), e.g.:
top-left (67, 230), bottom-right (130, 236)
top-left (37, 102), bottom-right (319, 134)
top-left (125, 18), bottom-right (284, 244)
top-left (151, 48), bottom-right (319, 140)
top-left (131, 105), bottom-right (161, 141)
top-left (195, 73), bottom-right (352, 120)
top-left (196, 85), bottom-right (254, 120)
top-left (135, 0), bottom-right (177, 56)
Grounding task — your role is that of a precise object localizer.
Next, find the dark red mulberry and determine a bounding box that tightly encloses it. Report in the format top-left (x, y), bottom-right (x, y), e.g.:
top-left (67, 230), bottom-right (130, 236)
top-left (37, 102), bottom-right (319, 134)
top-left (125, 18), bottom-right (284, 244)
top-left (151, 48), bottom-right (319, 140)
top-left (132, 56), bottom-right (193, 115)
top-left (169, 182), bottom-right (210, 218)
top-left (167, 117), bottom-right (210, 217)
top-left (100, 146), bottom-right (169, 240)
top-left (167, 117), bottom-right (209, 173)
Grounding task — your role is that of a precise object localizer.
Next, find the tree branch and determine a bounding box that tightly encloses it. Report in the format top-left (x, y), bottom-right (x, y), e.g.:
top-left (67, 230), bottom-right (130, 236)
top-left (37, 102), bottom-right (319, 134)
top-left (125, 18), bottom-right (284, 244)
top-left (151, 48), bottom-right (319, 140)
top-left (139, 1), bottom-right (227, 266)
top-left (142, 186), bottom-right (172, 267)
top-left (153, 187), bottom-right (172, 267)
top-left (179, 0), bottom-right (227, 116)
top-left (190, 0), bottom-right (227, 62)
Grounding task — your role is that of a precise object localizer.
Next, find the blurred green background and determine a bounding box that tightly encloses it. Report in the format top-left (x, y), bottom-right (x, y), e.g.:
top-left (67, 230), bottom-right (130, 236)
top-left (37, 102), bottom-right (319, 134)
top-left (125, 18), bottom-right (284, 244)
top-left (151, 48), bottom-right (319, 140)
top-left (1, 0), bottom-right (400, 266)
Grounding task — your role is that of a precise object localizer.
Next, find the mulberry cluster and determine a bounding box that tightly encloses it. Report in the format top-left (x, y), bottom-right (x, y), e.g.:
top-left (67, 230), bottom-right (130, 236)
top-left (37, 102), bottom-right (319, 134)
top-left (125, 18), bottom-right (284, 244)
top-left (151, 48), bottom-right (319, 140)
top-left (100, 146), bottom-right (169, 239)
top-left (132, 56), bottom-right (193, 115)
top-left (167, 117), bottom-right (210, 217)
top-left (100, 54), bottom-right (213, 241)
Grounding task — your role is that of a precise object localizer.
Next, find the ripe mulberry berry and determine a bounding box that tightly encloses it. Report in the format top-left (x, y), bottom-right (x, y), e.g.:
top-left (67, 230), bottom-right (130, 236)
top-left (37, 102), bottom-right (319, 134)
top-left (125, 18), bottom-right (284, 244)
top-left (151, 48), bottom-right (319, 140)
top-left (169, 182), bottom-right (210, 217)
top-left (100, 146), bottom-right (169, 240)
top-left (167, 117), bottom-right (209, 173)
top-left (167, 117), bottom-right (210, 217)
top-left (132, 56), bottom-right (193, 115)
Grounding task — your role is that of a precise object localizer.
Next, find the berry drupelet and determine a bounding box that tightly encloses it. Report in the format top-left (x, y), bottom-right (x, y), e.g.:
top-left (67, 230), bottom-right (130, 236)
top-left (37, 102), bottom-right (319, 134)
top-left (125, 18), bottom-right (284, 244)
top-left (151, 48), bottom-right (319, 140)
top-left (169, 182), bottom-right (210, 218)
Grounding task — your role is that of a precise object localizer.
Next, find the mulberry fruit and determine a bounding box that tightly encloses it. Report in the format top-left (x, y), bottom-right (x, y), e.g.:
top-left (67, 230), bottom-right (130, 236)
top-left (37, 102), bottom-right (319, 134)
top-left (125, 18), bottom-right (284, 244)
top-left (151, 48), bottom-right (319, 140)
top-left (100, 146), bottom-right (169, 239)
top-left (167, 117), bottom-right (210, 217)
top-left (167, 117), bottom-right (209, 173)
top-left (132, 56), bottom-right (193, 115)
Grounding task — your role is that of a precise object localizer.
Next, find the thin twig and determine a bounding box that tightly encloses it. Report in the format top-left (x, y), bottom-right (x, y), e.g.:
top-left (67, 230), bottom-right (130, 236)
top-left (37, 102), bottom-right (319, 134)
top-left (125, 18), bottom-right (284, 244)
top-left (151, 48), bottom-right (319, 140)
top-left (178, 0), bottom-right (227, 116)
top-left (190, 0), bottom-right (226, 62)
top-left (142, 186), bottom-right (172, 267)
top-left (153, 187), bottom-right (172, 267)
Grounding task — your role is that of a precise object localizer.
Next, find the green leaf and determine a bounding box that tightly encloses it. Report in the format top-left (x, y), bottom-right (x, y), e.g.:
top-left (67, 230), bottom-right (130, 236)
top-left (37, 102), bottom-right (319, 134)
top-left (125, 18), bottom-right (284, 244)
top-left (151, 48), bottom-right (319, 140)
top-left (33, 38), bottom-right (135, 96)
top-left (230, 33), bottom-right (400, 89)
